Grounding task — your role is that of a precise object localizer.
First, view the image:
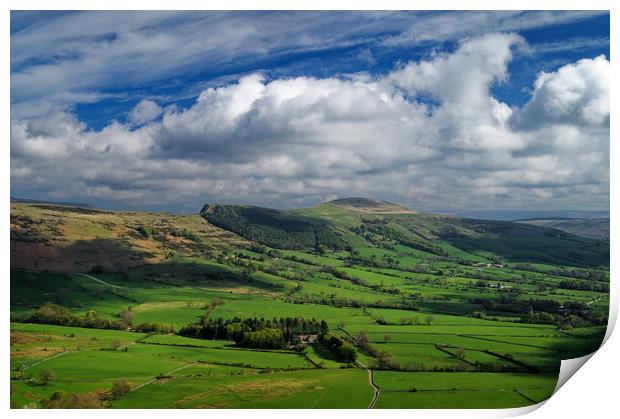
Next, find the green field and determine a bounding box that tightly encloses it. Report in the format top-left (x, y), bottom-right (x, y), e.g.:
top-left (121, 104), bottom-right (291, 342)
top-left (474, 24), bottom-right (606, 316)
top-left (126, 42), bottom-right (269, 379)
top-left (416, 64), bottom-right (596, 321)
top-left (10, 201), bottom-right (609, 408)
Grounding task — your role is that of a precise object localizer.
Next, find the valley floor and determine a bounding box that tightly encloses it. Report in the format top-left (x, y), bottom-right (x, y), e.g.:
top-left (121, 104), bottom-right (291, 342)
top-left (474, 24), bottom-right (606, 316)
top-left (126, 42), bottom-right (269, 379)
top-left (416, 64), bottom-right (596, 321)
top-left (9, 203), bottom-right (609, 408)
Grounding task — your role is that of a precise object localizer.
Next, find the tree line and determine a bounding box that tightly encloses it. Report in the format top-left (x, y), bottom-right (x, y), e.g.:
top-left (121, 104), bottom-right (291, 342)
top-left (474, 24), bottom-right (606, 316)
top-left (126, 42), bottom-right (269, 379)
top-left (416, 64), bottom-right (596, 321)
top-left (179, 316), bottom-right (329, 349)
top-left (11, 304), bottom-right (176, 333)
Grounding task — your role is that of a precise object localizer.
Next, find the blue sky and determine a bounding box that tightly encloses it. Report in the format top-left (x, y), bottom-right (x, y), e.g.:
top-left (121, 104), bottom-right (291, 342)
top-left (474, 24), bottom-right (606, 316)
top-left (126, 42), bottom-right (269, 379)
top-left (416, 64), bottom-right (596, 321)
top-left (10, 11), bottom-right (610, 212)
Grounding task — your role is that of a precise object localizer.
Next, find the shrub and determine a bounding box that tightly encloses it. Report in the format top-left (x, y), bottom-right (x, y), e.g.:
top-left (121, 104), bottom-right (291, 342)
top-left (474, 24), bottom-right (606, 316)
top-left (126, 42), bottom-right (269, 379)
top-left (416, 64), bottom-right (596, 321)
top-left (44, 392), bottom-right (102, 408)
top-left (40, 369), bottom-right (56, 386)
top-left (111, 380), bottom-right (131, 400)
top-left (319, 334), bottom-right (357, 362)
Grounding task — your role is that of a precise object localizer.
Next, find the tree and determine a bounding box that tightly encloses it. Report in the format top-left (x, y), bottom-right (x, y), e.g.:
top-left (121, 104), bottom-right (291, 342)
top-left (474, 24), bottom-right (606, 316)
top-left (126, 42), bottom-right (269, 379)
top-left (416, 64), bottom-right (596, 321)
top-left (40, 369), bottom-right (56, 386)
top-left (202, 298), bottom-right (225, 323)
top-left (119, 307), bottom-right (133, 326)
top-left (111, 339), bottom-right (122, 350)
top-left (356, 330), bottom-right (370, 349)
top-left (319, 334), bottom-right (357, 362)
top-left (372, 351), bottom-right (400, 370)
top-left (111, 380), bottom-right (131, 399)
top-left (425, 315), bottom-right (434, 326)
top-left (383, 333), bottom-right (392, 343)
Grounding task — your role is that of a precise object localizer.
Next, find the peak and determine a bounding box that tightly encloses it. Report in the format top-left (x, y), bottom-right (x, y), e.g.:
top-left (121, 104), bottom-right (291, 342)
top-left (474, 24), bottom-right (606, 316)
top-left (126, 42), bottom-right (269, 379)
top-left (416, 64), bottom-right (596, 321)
top-left (327, 197), bottom-right (415, 214)
top-left (329, 197), bottom-right (385, 206)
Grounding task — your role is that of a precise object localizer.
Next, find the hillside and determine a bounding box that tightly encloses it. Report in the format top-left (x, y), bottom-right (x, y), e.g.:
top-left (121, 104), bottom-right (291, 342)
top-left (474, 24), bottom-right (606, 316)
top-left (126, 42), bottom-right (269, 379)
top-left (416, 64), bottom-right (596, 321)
top-left (517, 218), bottom-right (609, 241)
top-left (201, 199), bottom-right (609, 267)
top-left (200, 203), bottom-right (347, 251)
top-left (11, 203), bottom-right (247, 272)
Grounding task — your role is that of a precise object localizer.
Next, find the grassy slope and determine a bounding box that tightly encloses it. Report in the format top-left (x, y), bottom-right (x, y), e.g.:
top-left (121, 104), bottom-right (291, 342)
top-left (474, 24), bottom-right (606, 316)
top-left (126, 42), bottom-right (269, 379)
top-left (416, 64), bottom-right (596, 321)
top-left (11, 203), bottom-right (247, 273)
top-left (208, 202), bottom-right (609, 267)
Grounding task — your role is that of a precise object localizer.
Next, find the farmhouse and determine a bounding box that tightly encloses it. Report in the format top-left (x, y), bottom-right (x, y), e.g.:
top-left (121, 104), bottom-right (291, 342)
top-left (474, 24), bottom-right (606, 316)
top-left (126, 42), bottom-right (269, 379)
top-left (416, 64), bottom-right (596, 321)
top-left (298, 334), bottom-right (318, 344)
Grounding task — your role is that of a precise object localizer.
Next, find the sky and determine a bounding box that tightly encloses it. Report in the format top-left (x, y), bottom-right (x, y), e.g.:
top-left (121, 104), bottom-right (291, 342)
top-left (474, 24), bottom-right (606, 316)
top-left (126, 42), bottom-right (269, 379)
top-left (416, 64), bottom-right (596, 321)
top-left (10, 11), bottom-right (610, 213)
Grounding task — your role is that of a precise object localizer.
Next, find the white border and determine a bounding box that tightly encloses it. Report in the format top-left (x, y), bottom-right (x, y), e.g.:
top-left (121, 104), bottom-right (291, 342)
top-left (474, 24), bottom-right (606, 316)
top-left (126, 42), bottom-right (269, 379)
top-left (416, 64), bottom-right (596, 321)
top-left (3, 1), bottom-right (617, 418)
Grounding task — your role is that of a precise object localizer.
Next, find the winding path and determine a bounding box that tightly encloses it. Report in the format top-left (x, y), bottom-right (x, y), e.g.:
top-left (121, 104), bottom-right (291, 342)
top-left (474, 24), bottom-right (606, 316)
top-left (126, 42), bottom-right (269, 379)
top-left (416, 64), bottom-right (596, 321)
top-left (357, 361), bottom-right (380, 409)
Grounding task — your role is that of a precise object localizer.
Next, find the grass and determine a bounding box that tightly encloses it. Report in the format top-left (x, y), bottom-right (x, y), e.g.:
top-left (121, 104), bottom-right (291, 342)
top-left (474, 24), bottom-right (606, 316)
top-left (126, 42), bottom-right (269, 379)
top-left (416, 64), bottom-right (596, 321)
top-left (114, 367), bottom-right (371, 408)
top-left (374, 371), bottom-right (558, 408)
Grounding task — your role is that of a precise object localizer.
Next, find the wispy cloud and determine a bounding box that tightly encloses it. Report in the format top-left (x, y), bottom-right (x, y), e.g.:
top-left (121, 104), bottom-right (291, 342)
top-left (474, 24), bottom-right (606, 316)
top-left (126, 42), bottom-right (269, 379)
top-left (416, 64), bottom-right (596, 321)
top-left (11, 10), bottom-right (608, 119)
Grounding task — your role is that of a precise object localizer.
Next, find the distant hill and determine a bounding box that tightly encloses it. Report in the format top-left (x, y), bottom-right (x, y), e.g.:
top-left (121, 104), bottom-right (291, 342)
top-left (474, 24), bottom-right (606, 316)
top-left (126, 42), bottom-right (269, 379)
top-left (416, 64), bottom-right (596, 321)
top-left (517, 218), bottom-right (609, 241)
top-left (448, 209), bottom-right (609, 221)
top-left (200, 198), bottom-right (609, 267)
top-left (328, 197), bottom-right (415, 214)
top-left (10, 198), bottom-right (609, 271)
top-left (11, 197), bottom-right (93, 208)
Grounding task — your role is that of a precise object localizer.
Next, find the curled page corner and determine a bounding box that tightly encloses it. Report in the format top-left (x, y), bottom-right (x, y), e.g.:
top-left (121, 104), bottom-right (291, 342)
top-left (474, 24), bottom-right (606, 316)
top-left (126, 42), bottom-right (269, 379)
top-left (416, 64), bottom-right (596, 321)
top-left (553, 352), bottom-right (595, 395)
top-left (499, 401), bottom-right (546, 417)
top-left (549, 265), bottom-right (618, 398)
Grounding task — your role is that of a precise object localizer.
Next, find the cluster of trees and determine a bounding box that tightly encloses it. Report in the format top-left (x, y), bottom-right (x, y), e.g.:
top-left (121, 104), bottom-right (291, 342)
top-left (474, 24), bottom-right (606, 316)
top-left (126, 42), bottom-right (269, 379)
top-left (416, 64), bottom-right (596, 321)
top-left (233, 328), bottom-right (285, 349)
top-left (11, 304), bottom-right (177, 334)
top-left (472, 295), bottom-right (555, 315)
top-left (132, 322), bottom-right (177, 334)
top-left (472, 295), bottom-right (606, 327)
top-left (318, 334), bottom-right (357, 362)
top-left (285, 294), bottom-right (418, 311)
top-left (376, 315), bottom-right (434, 326)
top-left (14, 304), bottom-right (127, 330)
top-left (520, 311), bottom-right (607, 328)
top-left (22, 368), bottom-right (56, 387)
top-left (179, 316), bottom-right (329, 349)
top-left (559, 279), bottom-right (609, 292)
top-left (202, 205), bottom-right (346, 250)
top-left (514, 264), bottom-right (608, 282)
top-left (352, 330), bottom-right (400, 370)
top-left (551, 268), bottom-right (607, 281)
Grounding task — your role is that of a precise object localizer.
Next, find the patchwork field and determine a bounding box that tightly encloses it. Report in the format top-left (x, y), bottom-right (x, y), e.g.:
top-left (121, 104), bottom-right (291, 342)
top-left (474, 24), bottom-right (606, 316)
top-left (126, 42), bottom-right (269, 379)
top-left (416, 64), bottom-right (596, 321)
top-left (10, 201), bottom-right (609, 408)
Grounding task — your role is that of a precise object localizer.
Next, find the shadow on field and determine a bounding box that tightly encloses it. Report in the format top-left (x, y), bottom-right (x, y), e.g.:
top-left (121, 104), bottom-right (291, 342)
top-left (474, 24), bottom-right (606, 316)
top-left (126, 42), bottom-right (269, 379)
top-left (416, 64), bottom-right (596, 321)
top-left (128, 258), bottom-right (286, 293)
top-left (11, 237), bottom-right (153, 273)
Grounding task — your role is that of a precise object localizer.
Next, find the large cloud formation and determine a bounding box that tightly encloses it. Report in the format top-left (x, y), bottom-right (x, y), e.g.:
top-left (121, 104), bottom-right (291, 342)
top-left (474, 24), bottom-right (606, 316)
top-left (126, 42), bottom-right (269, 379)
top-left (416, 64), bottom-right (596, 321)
top-left (10, 33), bottom-right (609, 211)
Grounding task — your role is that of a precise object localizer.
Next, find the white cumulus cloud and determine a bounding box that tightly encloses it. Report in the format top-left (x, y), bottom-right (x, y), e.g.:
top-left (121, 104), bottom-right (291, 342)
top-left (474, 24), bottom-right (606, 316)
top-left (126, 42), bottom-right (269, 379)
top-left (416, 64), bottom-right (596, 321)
top-left (128, 100), bottom-right (163, 125)
top-left (10, 33), bottom-right (609, 211)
